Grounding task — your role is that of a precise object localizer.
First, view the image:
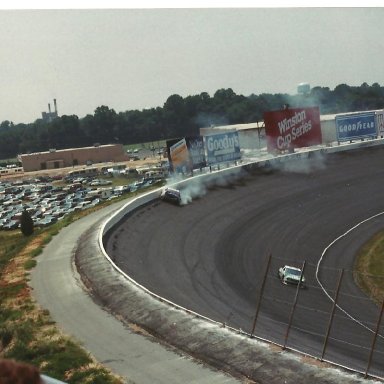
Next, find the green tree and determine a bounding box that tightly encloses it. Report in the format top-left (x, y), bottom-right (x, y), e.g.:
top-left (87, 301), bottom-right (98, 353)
top-left (20, 209), bottom-right (34, 236)
top-left (93, 106), bottom-right (118, 144)
top-left (1, 82), bottom-right (384, 161)
top-left (163, 94), bottom-right (186, 138)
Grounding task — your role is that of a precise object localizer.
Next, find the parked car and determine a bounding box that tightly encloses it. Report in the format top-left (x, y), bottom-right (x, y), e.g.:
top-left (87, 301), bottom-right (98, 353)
top-left (113, 185), bottom-right (130, 195)
top-left (98, 179), bottom-right (112, 186)
top-left (35, 216), bottom-right (57, 227)
top-left (2, 220), bottom-right (20, 230)
top-left (90, 179), bottom-right (112, 186)
top-left (278, 265), bottom-right (305, 287)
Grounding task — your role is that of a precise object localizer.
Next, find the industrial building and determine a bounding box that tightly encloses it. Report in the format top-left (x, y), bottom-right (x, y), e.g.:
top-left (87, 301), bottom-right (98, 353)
top-left (41, 99), bottom-right (59, 123)
top-left (18, 144), bottom-right (129, 172)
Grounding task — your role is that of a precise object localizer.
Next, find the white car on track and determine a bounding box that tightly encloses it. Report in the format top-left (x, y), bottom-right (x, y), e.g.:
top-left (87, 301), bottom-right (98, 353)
top-left (278, 265), bottom-right (305, 287)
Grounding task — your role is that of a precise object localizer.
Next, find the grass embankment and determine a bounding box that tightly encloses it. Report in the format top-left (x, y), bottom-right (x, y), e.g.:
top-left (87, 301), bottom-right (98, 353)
top-left (0, 211), bottom-right (124, 383)
top-left (354, 230), bottom-right (384, 305)
top-left (0, 183), bottom-right (163, 383)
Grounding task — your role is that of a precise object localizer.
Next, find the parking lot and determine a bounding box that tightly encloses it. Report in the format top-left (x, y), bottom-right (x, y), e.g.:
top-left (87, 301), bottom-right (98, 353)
top-left (0, 164), bottom-right (165, 231)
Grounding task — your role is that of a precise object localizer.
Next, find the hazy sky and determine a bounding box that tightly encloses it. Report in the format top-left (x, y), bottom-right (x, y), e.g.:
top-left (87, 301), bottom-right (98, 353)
top-left (0, 6), bottom-right (383, 124)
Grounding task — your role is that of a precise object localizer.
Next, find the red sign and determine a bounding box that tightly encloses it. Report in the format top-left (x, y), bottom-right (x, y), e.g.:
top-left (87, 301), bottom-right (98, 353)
top-left (264, 107), bottom-right (322, 152)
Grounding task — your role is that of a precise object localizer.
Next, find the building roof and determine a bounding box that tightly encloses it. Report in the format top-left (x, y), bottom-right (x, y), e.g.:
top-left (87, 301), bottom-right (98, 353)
top-left (201, 122), bottom-right (264, 132)
top-left (320, 109), bottom-right (383, 122)
top-left (19, 144), bottom-right (121, 158)
top-left (201, 109), bottom-right (384, 129)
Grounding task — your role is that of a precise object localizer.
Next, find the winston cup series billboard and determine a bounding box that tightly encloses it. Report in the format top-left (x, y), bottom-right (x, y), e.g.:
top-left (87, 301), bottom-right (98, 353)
top-left (204, 131), bottom-right (241, 165)
top-left (264, 107), bottom-right (322, 152)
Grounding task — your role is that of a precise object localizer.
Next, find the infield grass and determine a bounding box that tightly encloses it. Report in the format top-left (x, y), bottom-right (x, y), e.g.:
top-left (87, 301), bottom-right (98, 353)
top-left (354, 230), bottom-right (384, 305)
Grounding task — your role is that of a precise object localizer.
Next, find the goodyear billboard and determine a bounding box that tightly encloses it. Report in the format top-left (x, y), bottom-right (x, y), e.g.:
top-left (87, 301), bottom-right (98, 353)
top-left (204, 131), bottom-right (241, 165)
top-left (264, 107), bottom-right (322, 152)
top-left (335, 112), bottom-right (377, 142)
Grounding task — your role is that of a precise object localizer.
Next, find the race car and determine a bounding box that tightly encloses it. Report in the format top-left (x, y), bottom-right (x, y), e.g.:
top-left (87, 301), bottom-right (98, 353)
top-left (278, 265), bottom-right (305, 287)
top-left (160, 187), bottom-right (181, 205)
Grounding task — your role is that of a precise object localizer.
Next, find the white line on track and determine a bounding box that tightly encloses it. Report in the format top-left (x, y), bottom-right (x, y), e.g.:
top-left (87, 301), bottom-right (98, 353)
top-left (316, 211), bottom-right (384, 338)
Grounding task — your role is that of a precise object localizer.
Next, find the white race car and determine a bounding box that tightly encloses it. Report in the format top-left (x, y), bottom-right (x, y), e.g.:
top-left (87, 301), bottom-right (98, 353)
top-left (278, 265), bottom-right (305, 287)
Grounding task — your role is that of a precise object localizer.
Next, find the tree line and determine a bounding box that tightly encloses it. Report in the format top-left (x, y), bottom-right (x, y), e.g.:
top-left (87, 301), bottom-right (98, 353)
top-left (1, 82), bottom-right (384, 160)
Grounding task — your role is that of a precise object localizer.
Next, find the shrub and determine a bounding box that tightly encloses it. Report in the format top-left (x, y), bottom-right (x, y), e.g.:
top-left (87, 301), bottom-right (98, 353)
top-left (20, 209), bottom-right (34, 236)
top-left (0, 326), bottom-right (13, 349)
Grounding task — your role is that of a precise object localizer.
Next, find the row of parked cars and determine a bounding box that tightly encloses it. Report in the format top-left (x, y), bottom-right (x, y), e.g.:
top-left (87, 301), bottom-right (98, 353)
top-left (0, 173), bottom-right (162, 231)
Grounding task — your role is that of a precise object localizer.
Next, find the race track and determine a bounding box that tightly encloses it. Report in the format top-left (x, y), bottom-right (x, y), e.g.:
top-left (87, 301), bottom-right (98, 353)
top-left (105, 147), bottom-right (384, 378)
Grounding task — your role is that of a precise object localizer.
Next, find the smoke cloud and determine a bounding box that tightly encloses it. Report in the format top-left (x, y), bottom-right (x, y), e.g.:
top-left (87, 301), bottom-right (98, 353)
top-left (273, 150), bottom-right (326, 174)
top-left (166, 166), bottom-right (248, 205)
top-left (195, 112), bottom-right (229, 128)
top-left (179, 178), bottom-right (207, 205)
top-left (164, 148), bottom-right (326, 206)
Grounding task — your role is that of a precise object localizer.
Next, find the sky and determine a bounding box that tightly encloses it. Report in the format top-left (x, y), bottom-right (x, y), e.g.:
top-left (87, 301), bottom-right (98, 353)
top-left (0, 3), bottom-right (383, 124)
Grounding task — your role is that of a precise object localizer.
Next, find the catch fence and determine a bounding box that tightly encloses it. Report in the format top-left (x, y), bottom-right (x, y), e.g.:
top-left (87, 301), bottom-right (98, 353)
top-left (244, 255), bottom-right (384, 380)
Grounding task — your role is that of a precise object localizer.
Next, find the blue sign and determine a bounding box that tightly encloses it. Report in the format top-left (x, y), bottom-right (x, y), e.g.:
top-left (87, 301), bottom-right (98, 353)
top-left (204, 131), bottom-right (241, 165)
top-left (336, 112), bottom-right (377, 142)
top-left (186, 136), bottom-right (206, 169)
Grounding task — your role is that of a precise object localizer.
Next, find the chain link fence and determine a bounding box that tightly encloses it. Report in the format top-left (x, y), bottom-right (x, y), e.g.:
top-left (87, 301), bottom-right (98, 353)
top-left (245, 255), bottom-right (384, 380)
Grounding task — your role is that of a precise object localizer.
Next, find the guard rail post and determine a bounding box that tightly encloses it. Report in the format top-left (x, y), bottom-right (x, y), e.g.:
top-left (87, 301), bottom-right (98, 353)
top-left (321, 268), bottom-right (344, 361)
top-left (365, 299), bottom-right (384, 378)
top-left (283, 260), bottom-right (306, 350)
top-left (250, 253), bottom-right (272, 337)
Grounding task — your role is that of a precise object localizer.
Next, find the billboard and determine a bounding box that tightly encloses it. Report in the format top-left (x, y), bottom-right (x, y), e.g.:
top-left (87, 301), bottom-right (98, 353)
top-left (186, 136), bottom-right (206, 169)
top-left (204, 131), bottom-right (241, 165)
top-left (166, 137), bottom-right (206, 172)
top-left (376, 111), bottom-right (384, 137)
top-left (264, 107), bottom-right (321, 152)
top-left (335, 112), bottom-right (377, 142)
top-left (169, 138), bottom-right (190, 173)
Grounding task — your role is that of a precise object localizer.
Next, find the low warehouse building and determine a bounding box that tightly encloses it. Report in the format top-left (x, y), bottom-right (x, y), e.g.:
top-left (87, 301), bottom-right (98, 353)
top-left (18, 144), bottom-right (129, 172)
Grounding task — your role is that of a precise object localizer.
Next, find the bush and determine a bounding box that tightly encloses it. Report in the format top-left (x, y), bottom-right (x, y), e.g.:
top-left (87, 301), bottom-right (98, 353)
top-left (36, 339), bottom-right (92, 379)
top-left (20, 209), bottom-right (34, 236)
top-left (24, 259), bottom-right (37, 269)
top-left (0, 326), bottom-right (13, 349)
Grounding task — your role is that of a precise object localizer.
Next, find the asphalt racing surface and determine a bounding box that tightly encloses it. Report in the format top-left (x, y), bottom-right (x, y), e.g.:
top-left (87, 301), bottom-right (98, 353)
top-left (105, 146), bottom-right (384, 380)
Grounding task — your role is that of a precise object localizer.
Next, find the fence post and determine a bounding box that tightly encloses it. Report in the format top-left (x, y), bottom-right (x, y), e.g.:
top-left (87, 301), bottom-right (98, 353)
top-left (321, 269), bottom-right (344, 360)
top-left (250, 254), bottom-right (272, 337)
top-left (283, 260), bottom-right (306, 349)
top-left (365, 299), bottom-right (384, 378)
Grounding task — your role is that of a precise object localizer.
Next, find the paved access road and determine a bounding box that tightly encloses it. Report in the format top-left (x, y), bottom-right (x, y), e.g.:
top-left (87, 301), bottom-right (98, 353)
top-left (105, 147), bottom-right (384, 379)
top-left (30, 201), bottom-right (240, 384)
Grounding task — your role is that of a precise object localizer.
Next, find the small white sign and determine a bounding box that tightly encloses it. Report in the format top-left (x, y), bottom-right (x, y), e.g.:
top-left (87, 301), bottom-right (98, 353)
top-left (377, 110), bottom-right (384, 137)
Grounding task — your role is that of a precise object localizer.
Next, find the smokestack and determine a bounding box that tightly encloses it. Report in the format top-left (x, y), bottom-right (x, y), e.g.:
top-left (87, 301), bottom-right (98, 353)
top-left (48, 103), bottom-right (51, 114)
top-left (54, 99), bottom-right (57, 115)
